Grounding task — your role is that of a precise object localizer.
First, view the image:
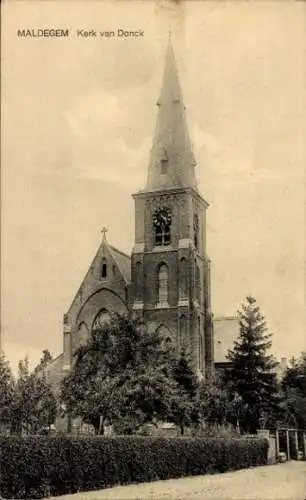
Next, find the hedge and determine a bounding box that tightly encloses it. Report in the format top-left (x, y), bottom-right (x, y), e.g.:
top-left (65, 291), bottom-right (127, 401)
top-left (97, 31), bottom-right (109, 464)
top-left (0, 435), bottom-right (268, 499)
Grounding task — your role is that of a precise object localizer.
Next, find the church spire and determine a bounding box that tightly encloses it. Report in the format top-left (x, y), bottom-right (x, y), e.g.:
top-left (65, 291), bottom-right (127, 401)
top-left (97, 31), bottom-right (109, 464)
top-left (145, 38), bottom-right (198, 192)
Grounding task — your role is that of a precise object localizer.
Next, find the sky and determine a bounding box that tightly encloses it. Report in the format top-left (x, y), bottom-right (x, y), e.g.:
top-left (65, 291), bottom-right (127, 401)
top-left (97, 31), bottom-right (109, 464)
top-left (2, 0), bottom-right (306, 375)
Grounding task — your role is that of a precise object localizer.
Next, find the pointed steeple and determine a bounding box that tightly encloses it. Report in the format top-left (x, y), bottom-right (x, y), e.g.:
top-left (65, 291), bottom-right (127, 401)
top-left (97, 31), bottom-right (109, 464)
top-left (145, 39), bottom-right (198, 192)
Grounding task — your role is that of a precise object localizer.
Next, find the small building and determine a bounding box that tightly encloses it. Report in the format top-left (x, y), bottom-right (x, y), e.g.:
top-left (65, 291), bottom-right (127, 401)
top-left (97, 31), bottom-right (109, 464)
top-left (214, 316), bottom-right (240, 373)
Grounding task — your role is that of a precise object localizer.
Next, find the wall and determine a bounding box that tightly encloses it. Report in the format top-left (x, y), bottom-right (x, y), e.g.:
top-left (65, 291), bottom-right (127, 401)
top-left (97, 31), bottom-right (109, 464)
top-left (257, 429), bottom-right (276, 464)
top-left (213, 316), bottom-right (240, 363)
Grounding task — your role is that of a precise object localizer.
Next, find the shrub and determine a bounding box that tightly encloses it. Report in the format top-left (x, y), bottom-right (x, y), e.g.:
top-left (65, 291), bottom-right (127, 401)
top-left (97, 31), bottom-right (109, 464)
top-left (0, 435), bottom-right (268, 499)
top-left (192, 423), bottom-right (240, 439)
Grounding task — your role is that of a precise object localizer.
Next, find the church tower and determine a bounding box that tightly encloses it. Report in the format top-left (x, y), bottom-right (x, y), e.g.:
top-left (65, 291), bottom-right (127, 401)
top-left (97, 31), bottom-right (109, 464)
top-left (131, 40), bottom-right (214, 378)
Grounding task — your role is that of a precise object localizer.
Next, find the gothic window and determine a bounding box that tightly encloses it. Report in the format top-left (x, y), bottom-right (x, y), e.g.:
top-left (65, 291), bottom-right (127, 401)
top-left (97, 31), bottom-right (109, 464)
top-left (161, 158), bottom-right (168, 174)
top-left (101, 258), bottom-right (107, 279)
top-left (200, 335), bottom-right (204, 371)
top-left (158, 263), bottom-right (169, 304)
top-left (179, 257), bottom-right (188, 298)
top-left (193, 214), bottom-right (199, 250)
top-left (92, 309), bottom-right (111, 331)
top-left (180, 314), bottom-right (187, 349)
top-left (196, 264), bottom-right (201, 302)
top-left (153, 207), bottom-right (172, 246)
top-left (156, 325), bottom-right (173, 345)
top-left (161, 149), bottom-right (168, 174)
top-left (198, 316), bottom-right (202, 370)
top-left (135, 261), bottom-right (142, 300)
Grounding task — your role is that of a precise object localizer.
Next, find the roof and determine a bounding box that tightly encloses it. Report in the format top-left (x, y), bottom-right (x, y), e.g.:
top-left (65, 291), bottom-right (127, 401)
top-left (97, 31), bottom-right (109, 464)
top-left (109, 245), bottom-right (131, 283)
top-left (213, 316), bottom-right (240, 364)
top-left (145, 39), bottom-right (198, 192)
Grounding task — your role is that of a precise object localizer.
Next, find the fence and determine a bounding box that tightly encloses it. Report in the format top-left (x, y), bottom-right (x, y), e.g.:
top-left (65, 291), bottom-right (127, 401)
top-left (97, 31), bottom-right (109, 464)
top-left (260, 428), bottom-right (306, 463)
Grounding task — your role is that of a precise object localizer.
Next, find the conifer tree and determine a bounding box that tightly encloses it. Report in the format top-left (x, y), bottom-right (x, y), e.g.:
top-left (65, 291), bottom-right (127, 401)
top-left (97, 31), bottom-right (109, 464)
top-left (224, 296), bottom-right (279, 433)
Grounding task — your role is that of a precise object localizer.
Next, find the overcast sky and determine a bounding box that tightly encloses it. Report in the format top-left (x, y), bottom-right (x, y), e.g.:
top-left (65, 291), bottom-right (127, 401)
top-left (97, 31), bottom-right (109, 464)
top-left (2, 0), bottom-right (306, 375)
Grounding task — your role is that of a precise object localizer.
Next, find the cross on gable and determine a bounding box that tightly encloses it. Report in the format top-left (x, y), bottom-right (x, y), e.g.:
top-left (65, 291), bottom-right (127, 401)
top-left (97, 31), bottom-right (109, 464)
top-left (101, 226), bottom-right (108, 239)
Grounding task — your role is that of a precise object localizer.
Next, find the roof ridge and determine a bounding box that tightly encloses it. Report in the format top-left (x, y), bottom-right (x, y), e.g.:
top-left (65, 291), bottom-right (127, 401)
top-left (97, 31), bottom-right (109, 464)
top-left (109, 245), bottom-right (131, 260)
top-left (108, 245), bottom-right (131, 284)
top-left (49, 352), bottom-right (64, 363)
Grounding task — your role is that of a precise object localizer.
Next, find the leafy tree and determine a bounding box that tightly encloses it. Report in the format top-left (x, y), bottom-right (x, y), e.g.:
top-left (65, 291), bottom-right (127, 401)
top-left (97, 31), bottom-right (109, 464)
top-left (34, 349), bottom-right (53, 374)
top-left (169, 350), bottom-right (199, 435)
top-left (281, 353), bottom-right (306, 429)
top-left (195, 377), bottom-right (246, 434)
top-left (0, 353), bottom-right (15, 430)
top-left (60, 313), bottom-right (180, 435)
top-left (223, 296), bottom-right (280, 433)
top-left (197, 381), bottom-right (231, 427)
top-left (10, 356), bottom-right (57, 435)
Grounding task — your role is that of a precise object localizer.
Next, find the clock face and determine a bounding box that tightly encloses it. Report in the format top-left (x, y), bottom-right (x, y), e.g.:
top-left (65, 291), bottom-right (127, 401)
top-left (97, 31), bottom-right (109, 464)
top-left (153, 207), bottom-right (172, 228)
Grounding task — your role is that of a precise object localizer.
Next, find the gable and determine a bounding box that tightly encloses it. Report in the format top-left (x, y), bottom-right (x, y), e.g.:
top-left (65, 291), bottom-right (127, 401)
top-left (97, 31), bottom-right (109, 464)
top-left (66, 239), bottom-right (131, 320)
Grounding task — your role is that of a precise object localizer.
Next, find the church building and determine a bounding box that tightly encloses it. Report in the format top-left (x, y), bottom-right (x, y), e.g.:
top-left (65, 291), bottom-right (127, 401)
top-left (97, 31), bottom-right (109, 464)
top-left (47, 39), bottom-right (221, 409)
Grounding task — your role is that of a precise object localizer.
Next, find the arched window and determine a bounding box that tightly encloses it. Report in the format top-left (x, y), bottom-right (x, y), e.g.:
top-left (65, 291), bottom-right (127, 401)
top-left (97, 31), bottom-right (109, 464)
top-left (161, 157), bottom-right (169, 174)
top-left (156, 325), bottom-right (173, 345)
top-left (196, 265), bottom-right (201, 302)
top-left (158, 264), bottom-right (168, 304)
top-left (179, 257), bottom-right (188, 298)
top-left (198, 316), bottom-right (203, 370)
top-left (92, 309), bottom-right (111, 331)
top-left (193, 214), bottom-right (199, 250)
top-left (160, 149), bottom-right (169, 175)
top-left (180, 314), bottom-right (187, 349)
top-left (101, 258), bottom-right (107, 279)
top-left (135, 261), bottom-right (142, 300)
top-left (200, 335), bottom-right (204, 371)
